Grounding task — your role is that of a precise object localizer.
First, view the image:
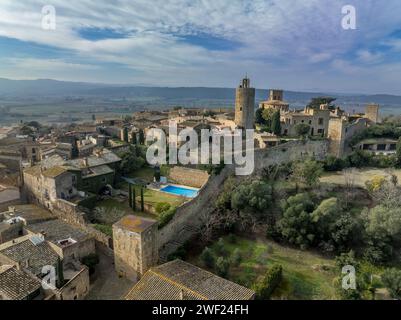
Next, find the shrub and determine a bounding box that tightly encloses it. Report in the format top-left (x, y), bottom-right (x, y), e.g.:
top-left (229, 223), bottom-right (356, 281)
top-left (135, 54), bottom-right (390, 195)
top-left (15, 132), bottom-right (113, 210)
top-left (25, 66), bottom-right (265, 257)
top-left (323, 155), bottom-right (346, 171)
top-left (231, 248), bottom-right (242, 267)
top-left (155, 202), bottom-right (171, 214)
top-left (215, 257), bottom-right (230, 278)
top-left (81, 254), bottom-right (100, 275)
top-left (227, 234), bottom-right (237, 244)
top-left (93, 224), bottom-right (113, 237)
top-left (200, 247), bottom-right (215, 268)
top-left (158, 207), bottom-right (176, 229)
top-left (365, 176), bottom-right (386, 193)
top-left (215, 238), bottom-right (227, 256)
top-left (167, 246), bottom-right (187, 261)
top-left (253, 264), bottom-right (283, 299)
top-left (381, 268), bottom-right (401, 299)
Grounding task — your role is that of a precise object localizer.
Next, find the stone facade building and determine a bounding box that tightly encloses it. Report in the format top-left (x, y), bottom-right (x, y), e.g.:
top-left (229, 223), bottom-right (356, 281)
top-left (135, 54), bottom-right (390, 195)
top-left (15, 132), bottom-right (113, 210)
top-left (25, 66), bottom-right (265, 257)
top-left (125, 259), bottom-right (255, 300)
top-left (25, 219), bottom-right (95, 262)
top-left (281, 105), bottom-right (331, 137)
top-left (365, 103), bottom-right (380, 124)
top-left (259, 89), bottom-right (289, 112)
top-left (234, 77), bottom-right (255, 129)
top-left (355, 138), bottom-right (397, 156)
top-left (113, 215), bottom-right (158, 282)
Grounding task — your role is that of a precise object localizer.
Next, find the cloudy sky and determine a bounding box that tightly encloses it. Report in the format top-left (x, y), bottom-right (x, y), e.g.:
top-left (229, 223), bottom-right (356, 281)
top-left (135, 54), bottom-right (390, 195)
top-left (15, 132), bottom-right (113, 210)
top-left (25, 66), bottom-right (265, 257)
top-left (1, 0), bottom-right (401, 94)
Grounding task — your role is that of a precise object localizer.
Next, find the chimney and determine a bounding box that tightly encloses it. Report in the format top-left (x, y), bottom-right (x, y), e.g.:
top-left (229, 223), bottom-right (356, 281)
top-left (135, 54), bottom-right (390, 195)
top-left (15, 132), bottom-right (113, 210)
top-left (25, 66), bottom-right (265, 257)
top-left (83, 158), bottom-right (89, 167)
top-left (179, 289), bottom-right (184, 300)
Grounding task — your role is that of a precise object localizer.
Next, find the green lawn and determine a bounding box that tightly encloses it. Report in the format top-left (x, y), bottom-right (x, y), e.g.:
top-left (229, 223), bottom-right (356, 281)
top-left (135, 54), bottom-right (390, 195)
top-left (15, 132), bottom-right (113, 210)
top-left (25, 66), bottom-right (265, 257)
top-left (126, 165), bottom-right (171, 183)
top-left (320, 168), bottom-right (401, 188)
top-left (93, 198), bottom-right (157, 225)
top-left (127, 166), bottom-right (155, 182)
top-left (189, 236), bottom-right (339, 300)
top-left (132, 185), bottom-right (185, 207)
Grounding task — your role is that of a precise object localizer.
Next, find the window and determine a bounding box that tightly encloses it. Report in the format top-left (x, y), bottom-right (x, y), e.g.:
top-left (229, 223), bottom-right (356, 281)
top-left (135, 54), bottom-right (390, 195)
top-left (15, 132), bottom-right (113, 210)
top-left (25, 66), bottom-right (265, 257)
top-left (309, 120), bottom-right (312, 125)
top-left (390, 144), bottom-right (396, 151)
top-left (377, 144), bottom-right (386, 151)
top-left (318, 118), bottom-right (324, 125)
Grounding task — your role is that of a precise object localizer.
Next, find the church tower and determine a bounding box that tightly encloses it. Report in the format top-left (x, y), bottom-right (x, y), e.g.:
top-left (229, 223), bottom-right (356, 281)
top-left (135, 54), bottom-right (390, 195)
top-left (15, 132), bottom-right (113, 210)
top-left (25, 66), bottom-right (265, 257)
top-left (235, 77), bottom-right (255, 129)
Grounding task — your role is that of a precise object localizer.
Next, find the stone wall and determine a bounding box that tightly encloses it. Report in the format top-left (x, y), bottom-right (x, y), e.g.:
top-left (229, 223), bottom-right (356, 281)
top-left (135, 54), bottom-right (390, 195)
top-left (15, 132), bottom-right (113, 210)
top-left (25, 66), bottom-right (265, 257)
top-left (53, 199), bottom-right (87, 226)
top-left (158, 164), bottom-right (232, 256)
top-left (169, 166), bottom-right (210, 188)
top-left (55, 265), bottom-right (90, 300)
top-left (253, 139), bottom-right (329, 173)
top-left (158, 139), bottom-right (329, 259)
top-left (113, 219), bottom-right (158, 281)
top-left (328, 118), bottom-right (368, 157)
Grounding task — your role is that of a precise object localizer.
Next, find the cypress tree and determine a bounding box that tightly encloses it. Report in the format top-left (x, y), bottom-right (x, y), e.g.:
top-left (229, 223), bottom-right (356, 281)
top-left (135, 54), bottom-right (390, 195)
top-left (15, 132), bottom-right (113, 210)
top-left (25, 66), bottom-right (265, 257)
top-left (56, 257), bottom-right (64, 288)
top-left (133, 187), bottom-right (136, 211)
top-left (128, 183), bottom-right (132, 208)
top-left (140, 187), bottom-right (145, 212)
top-left (271, 111), bottom-right (281, 135)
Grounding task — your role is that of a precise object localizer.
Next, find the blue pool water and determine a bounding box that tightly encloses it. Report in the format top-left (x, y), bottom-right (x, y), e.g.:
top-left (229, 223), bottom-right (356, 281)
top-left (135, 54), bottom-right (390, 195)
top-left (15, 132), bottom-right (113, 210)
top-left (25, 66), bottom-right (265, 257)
top-left (160, 185), bottom-right (199, 198)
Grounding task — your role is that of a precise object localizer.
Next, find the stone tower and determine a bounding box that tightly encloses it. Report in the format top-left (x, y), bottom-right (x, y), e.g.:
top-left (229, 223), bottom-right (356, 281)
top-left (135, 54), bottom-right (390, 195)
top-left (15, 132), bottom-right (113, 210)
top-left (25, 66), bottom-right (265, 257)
top-left (235, 77), bottom-right (255, 129)
top-left (365, 104), bottom-right (380, 124)
top-left (269, 89), bottom-right (284, 101)
top-left (113, 215), bottom-right (158, 281)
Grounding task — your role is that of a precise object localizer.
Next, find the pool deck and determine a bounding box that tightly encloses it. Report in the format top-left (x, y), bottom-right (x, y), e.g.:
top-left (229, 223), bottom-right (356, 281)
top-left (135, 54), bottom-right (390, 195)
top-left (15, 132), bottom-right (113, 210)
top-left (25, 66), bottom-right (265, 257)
top-left (150, 183), bottom-right (200, 199)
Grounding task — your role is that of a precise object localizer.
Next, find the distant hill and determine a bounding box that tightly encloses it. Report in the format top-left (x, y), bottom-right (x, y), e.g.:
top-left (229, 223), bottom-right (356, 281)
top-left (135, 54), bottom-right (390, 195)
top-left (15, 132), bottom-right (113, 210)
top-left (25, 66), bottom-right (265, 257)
top-left (1, 78), bottom-right (401, 108)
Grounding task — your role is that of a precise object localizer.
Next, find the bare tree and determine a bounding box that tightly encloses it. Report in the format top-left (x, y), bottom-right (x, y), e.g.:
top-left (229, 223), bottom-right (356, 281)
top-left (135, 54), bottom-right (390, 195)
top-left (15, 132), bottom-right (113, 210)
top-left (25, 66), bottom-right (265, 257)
top-left (343, 168), bottom-right (357, 207)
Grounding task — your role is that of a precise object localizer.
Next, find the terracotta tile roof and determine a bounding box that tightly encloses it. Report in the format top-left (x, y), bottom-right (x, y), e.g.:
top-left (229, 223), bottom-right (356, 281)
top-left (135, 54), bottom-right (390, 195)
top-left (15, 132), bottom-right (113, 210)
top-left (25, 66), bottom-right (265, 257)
top-left (0, 236), bottom-right (59, 275)
top-left (0, 266), bottom-right (41, 300)
top-left (125, 260), bottom-right (255, 300)
top-left (26, 219), bottom-right (91, 244)
top-left (42, 166), bottom-right (69, 178)
top-left (1, 204), bottom-right (56, 225)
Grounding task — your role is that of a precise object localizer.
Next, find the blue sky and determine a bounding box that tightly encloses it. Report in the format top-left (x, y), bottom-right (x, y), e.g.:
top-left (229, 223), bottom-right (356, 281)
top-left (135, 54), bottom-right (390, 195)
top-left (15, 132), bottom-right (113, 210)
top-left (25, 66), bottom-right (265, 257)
top-left (1, 1), bottom-right (401, 94)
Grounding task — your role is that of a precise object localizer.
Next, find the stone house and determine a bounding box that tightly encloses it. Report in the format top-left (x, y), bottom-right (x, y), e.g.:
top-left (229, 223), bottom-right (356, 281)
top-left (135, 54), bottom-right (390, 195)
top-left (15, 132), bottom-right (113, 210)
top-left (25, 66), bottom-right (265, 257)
top-left (23, 148), bottom-right (121, 208)
top-left (113, 215), bottom-right (159, 282)
top-left (125, 259), bottom-right (255, 300)
top-left (0, 265), bottom-right (42, 300)
top-left (0, 234), bottom-right (59, 278)
top-left (355, 138), bottom-right (397, 156)
top-left (281, 105), bottom-right (331, 137)
top-left (259, 89), bottom-right (289, 112)
top-left (25, 219), bottom-right (95, 262)
top-left (0, 234), bottom-right (90, 300)
top-left (23, 165), bottom-right (79, 210)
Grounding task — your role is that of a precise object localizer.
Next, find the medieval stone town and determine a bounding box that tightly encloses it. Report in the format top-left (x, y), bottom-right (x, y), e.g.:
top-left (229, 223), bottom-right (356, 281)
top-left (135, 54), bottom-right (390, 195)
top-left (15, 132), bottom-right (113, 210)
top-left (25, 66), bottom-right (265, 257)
top-left (2, 75), bottom-right (401, 301)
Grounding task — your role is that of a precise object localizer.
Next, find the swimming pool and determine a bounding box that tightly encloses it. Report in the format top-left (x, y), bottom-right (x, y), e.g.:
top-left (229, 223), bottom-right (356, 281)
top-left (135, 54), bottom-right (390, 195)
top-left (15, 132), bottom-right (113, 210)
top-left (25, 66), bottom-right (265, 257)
top-left (160, 185), bottom-right (199, 198)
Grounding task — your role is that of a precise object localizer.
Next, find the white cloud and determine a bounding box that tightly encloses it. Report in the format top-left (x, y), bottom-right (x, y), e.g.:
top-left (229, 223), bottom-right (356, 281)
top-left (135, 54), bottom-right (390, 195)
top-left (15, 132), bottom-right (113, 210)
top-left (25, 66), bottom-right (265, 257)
top-left (0, 1), bottom-right (401, 93)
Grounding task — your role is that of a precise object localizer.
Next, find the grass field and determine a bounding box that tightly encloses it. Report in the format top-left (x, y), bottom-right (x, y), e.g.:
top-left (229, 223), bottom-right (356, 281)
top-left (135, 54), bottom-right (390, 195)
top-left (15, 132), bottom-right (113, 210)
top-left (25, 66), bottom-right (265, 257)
top-left (320, 168), bottom-right (401, 188)
top-left (189, 236), bottom-right (339, 300)
top-left (93, 198), bottom-right (158, 224)
top-left (132, 185), bottom-right (185, 207)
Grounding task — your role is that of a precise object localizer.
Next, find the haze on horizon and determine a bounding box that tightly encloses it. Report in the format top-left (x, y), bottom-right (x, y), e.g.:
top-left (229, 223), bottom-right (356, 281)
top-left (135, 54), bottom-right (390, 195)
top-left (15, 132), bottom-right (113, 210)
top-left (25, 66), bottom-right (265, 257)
top-left (1, 1), bottom-right (401, 95)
